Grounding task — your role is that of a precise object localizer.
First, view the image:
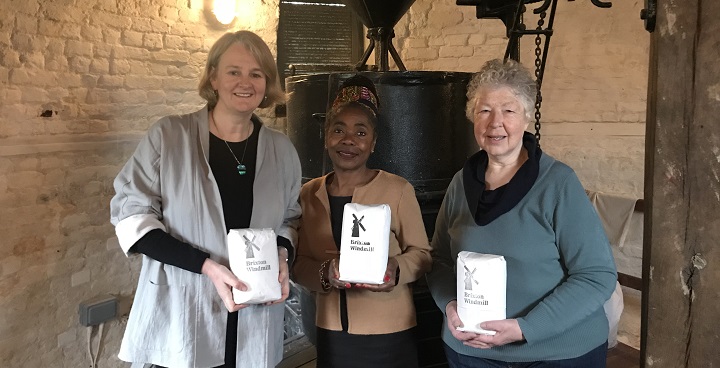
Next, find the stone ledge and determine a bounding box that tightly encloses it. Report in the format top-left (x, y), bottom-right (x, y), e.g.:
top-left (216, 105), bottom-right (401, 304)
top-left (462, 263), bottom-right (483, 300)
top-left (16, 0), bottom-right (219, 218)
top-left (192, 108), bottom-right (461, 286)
top-left (542, 122), bottom-right (645, 136)
top-left (0, 133), bottom-right (144, 157)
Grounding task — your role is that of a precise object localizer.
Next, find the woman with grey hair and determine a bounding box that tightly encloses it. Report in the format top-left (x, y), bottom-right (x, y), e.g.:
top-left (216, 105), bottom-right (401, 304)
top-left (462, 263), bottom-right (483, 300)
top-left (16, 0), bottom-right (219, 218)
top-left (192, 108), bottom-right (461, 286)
top-left (427, 59), bottom-right (617, 367)
top-left (110, 31), bottom-right (301, 367)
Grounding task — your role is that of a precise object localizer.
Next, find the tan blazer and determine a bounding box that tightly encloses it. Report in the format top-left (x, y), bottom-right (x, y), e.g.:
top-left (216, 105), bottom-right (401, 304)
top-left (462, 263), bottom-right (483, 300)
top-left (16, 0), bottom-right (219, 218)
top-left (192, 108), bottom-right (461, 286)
top-left (293, 170), bottom-right (432, 334)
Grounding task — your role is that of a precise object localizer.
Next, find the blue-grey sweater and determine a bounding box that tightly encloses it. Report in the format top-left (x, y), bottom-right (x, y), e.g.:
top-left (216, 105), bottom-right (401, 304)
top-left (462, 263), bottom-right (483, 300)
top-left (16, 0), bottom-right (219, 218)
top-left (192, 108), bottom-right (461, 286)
top-left (426, 153), bottom-right (617, 362)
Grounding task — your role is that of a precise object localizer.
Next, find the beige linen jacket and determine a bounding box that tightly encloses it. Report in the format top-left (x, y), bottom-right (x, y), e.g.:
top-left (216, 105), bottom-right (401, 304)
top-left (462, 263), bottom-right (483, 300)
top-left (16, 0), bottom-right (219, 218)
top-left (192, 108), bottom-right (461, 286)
top-left (110, 106), bottom-right (301, 368)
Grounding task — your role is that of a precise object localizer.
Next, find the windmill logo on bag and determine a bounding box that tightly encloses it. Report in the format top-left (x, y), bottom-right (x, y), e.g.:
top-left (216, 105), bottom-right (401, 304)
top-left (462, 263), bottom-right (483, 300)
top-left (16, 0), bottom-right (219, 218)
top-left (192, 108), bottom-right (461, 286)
top-left (244, 234), bottom-right (260, 259)
top-left (464, 265), bottom-right (479, 291)
top-left (351, 213), bottom-right (366, 237)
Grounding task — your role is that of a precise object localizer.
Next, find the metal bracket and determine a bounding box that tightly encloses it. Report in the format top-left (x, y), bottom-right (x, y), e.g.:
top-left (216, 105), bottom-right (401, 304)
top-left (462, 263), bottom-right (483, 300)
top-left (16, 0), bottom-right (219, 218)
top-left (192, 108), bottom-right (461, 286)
top-left (591, 0), bottom-right (612, 8)
top-left (640, 0), bottom-right (657, 33)
top-left (457, 0), bottom-right (614, 145)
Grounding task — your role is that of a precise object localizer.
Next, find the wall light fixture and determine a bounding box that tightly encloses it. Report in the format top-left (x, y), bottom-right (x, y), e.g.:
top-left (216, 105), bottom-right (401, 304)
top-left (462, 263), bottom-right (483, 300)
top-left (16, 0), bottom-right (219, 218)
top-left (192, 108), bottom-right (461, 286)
top-left (209, 0), bottom-right (237, 27)
top-left (203, 0), bottom-right (238, 29)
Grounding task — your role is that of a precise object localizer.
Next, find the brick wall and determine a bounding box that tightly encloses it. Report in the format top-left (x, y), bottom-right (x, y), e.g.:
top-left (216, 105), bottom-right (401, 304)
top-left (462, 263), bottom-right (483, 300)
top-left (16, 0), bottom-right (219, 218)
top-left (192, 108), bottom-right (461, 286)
top-left (395, 0), bottom-right (648, 199)
top-left (0, 0), bottom-right (647, 366)
top-left (0, 0), bottom-right (279, 367)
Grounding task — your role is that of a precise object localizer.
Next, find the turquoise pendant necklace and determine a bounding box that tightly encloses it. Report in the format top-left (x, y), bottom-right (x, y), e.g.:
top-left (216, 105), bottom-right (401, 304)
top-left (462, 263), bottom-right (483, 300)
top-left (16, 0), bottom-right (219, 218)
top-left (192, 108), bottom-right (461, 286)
top-left (211, 109), bottom-right (251, 175)
top-left (223, 139), bottom-right (249, 175)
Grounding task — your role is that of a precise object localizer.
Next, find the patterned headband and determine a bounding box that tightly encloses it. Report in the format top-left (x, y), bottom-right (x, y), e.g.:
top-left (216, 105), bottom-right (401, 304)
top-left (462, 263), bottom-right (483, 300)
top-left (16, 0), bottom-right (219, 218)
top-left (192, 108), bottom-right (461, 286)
top-left (331, 85), bottom-right (379, 117)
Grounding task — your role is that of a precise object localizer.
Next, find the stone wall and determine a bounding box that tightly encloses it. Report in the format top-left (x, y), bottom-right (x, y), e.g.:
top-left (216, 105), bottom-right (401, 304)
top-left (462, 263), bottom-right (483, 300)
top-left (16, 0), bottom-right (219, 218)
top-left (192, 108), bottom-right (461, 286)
top-left (0, 0), bottom-right (279, 367)
top-left (0, 0), bottom-right (647, 366)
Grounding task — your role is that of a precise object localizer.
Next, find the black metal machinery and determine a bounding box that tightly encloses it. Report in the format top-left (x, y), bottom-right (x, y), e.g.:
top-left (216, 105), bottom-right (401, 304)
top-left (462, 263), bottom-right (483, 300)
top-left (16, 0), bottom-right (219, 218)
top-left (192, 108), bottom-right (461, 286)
top-left (457, 0), bottom-right (613, 147)
top-left (286, 71), bottom-right (473, 223)
top-left (286, 0), bottom-right (476, 238)
top-left (342, 0), bottom-right (416, 71)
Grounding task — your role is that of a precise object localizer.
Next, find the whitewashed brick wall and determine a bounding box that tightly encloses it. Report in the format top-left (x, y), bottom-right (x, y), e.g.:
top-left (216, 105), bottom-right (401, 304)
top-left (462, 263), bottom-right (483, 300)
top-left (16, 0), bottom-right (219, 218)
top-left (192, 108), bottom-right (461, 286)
top-left (0, 0), bottom-right (279, 367)
top-left (394, 0), bottom-right (649, 200)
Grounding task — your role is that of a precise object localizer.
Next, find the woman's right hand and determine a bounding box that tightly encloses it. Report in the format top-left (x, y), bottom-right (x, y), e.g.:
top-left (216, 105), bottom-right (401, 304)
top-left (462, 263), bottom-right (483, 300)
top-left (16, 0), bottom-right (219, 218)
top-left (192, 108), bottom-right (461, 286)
top-left (445, 300), bottom-right (479, 343)
top-left (202, 258), bottom-right (248, 312)
top-left (327, 258), bottom-right (353, 289)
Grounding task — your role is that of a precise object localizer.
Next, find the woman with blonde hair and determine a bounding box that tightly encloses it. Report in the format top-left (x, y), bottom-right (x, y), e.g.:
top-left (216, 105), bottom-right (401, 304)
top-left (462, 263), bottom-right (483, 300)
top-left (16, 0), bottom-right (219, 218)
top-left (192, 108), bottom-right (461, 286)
top-left (110, 30), bottom-right (301, 368)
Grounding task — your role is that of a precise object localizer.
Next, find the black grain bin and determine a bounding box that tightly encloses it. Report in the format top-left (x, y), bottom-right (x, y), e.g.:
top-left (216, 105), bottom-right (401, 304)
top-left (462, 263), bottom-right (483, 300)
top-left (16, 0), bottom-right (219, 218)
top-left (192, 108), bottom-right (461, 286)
top-left (286, 71), bottom-right (475, 236)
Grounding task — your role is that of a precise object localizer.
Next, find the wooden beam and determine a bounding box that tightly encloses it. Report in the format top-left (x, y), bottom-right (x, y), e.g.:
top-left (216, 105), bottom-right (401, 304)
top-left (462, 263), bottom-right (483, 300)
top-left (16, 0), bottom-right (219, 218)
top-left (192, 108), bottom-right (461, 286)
top-left (643, 0), bottom-right (720, 366)
top-left (618, 272), bottom-right (643, 292)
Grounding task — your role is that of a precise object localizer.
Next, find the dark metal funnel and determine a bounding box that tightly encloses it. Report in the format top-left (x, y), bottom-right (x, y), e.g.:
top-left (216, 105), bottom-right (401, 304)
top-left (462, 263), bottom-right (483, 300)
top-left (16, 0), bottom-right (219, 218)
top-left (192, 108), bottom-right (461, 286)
top-left (342, 0), bottom-right (416, 28)
top-left (340, 0), bottom-right (417, 71)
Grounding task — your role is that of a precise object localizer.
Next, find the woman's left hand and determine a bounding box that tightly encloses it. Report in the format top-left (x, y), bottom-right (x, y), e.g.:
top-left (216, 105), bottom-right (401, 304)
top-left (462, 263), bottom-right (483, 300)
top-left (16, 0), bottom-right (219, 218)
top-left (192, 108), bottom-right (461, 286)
top-left (355, 257), bottom-right (399, 292)
top-left (462, 319), bottom-right (524, 349)
top-left (267, 247), bottom-right (290, 305)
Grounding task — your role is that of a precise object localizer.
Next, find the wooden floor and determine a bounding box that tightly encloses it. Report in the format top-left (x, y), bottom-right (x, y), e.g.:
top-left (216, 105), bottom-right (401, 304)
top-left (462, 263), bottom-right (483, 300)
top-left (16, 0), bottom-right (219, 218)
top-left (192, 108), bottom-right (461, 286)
top-left (608, 287), bottom-right (641, 368)
top-left (607, 343), bottom-right (640, 368)
top-left (297, 361), bottom-right (316, 368)
top-left (277, 335), bottom-right (316, 368)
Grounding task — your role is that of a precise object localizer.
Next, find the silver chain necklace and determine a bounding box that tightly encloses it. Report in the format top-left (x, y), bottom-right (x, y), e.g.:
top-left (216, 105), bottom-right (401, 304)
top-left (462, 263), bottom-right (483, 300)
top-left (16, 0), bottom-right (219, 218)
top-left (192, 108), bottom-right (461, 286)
top-left (211, 109), bottom-right (251, 175)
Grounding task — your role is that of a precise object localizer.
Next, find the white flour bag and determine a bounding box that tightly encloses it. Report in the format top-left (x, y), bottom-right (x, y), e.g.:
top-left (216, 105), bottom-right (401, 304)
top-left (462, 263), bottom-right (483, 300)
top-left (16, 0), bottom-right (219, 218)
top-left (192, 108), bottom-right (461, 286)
top-left (227, 228), bottom-right (281, 304)
top-left (456, 251), bottom-right (506, 335)
top-left (339, 203), bottom-right (391, 284)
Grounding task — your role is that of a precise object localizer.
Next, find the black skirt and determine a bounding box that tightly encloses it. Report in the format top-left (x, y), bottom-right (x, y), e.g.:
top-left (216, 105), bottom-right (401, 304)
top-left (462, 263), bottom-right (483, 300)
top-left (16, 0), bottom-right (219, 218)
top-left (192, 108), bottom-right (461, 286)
top-left (315, 327), bottom-right (419, 368)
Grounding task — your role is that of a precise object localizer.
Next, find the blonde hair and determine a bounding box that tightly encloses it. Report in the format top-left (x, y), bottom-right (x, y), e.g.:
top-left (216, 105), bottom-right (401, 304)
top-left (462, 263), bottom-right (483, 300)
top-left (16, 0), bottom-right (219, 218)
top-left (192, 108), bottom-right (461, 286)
top-left (465, 59), bottom-right (536, 122)
top-left (198, 31), bottom-right (285, 109)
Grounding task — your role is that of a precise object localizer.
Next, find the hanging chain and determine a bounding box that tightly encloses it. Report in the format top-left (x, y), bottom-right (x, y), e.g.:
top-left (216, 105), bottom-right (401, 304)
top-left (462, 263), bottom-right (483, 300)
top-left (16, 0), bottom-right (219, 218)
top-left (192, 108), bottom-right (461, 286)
top-left (533, 11), bottom-right (546, 148)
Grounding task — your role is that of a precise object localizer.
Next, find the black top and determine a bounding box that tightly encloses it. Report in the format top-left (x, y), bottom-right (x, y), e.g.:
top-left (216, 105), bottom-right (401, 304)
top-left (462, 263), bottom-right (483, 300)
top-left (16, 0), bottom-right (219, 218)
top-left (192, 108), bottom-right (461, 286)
top-left (329, 194), bottom-right (352, 331)
top-left (463, 132), bottom-right (542, 226)
top-left (209, 118), bottom-right (260, 231)
top-left (130, 118), bottom-right (292, 273)
top-left (329, 195), bottom-right (352, 250)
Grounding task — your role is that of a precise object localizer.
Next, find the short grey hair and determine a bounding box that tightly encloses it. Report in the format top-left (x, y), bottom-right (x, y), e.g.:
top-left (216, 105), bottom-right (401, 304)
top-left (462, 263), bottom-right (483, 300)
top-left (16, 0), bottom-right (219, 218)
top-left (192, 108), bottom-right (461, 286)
top-left (465, 59), bottom-right (536, 122)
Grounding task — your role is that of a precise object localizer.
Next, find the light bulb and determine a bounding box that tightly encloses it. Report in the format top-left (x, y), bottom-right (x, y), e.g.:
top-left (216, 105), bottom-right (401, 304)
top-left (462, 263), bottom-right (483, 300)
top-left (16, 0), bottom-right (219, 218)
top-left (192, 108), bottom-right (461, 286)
top-left (213, 0), bottom-right (237, 25)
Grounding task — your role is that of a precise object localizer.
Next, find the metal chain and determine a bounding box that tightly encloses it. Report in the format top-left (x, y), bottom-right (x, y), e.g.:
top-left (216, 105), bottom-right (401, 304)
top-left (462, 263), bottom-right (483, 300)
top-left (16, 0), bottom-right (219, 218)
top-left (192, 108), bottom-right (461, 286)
top-left (533, 12), bottom-right (546, 147)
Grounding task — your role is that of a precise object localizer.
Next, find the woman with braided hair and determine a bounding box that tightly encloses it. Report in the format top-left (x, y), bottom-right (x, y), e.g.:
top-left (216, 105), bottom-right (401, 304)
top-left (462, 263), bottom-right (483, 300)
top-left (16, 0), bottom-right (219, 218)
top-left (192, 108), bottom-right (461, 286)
top-left (293, 75), bottom-right (432, 368)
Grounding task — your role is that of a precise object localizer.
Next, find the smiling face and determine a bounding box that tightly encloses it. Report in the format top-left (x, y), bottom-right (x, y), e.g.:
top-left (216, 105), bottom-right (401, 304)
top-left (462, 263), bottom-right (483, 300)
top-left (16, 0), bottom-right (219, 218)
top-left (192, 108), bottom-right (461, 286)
top-left (325, 104), bottom-right (377, 173)
top-left (210, 42), bottom-right (266, 116)
top-left (472, 86), bottom-right (530, 163)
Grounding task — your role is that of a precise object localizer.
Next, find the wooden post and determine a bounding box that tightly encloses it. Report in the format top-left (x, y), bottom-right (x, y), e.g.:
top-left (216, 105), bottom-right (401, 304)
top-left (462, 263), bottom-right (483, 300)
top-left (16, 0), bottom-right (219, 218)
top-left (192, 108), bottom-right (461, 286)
top-left (642, 0), bottom-right (720, 366)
